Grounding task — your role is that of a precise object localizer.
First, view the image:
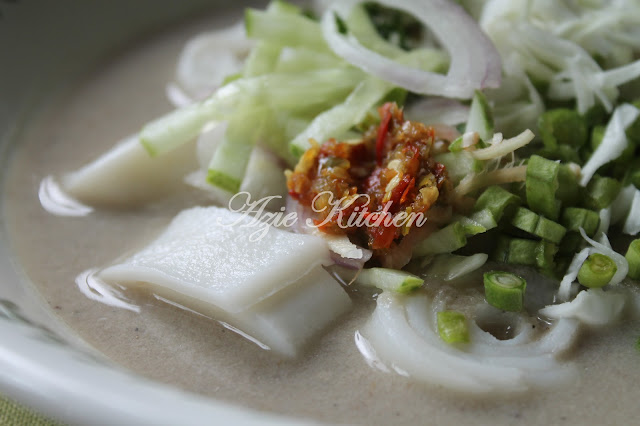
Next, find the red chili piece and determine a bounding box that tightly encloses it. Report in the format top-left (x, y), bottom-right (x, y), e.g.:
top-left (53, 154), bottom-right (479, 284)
top-left (376, 102), bottom-right (393, 166)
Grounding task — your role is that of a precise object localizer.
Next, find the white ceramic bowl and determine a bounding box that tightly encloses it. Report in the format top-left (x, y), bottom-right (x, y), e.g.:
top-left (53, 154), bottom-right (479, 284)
top-left (0, 1), bottom-right (309, 424)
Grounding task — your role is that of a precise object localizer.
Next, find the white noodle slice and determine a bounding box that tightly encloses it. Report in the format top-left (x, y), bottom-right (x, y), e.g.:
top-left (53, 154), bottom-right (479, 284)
top-left (100, 207), bottom-right (351, 356)
top-left (62, 135), bottom-right (197, 207)
top-left (360, 292), bottom-right (577, 394)
top-left (540, 289), bottom-right (626, 326)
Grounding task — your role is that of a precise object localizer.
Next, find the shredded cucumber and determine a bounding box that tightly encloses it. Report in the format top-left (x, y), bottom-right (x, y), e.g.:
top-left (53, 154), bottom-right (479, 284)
top-left (290, 77), bottom-right (394, 157)
top-left (423, 253), bottom-right (488, 281)
top-left (413, 222), bottom-right (468, 258)
top-left (355, 268), bottom-right (424, 294)
top-left (245, 7), bottom-right (330, 52)
top-left (206, 102), bottom-right (267, 193)
top-left (465, 90), bottom-right (494, 141)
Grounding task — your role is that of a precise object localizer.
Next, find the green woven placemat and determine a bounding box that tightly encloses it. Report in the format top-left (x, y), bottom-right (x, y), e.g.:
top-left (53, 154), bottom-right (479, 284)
top-left (0, 395), bottom-right (61, 426)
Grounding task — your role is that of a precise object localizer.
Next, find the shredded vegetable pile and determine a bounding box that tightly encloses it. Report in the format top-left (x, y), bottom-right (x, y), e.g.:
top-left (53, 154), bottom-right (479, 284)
top-left (154, 0), bottom-right (639, 340)
top-left (63, 0), bottom-right (640, 393)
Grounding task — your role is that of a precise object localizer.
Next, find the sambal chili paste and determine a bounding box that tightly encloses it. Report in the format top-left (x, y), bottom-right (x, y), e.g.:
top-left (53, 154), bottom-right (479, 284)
top-left (286, 102), bottom-right (451, 258)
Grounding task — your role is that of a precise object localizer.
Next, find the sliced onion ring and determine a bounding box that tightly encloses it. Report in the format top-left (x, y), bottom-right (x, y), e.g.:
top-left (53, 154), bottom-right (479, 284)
top-left (321, 0), bottom-right (502, 99)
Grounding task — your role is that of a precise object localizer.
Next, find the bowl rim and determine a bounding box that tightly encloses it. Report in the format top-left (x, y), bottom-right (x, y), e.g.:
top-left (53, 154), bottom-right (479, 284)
top-left (0, 1), bottom-right (316, 423)
top-left (0, 305), bottom-right (312, 425)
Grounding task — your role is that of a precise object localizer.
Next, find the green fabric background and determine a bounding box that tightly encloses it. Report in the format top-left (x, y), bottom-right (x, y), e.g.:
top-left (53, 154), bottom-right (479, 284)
top-left (0, 395), bottom-right (61, 426)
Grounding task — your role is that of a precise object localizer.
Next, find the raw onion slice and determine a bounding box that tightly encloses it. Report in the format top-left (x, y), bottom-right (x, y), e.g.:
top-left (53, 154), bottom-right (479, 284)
top-left (321, 0), bottom-right (501, 99)
top-left (175, 22), bottom-right (253, 101)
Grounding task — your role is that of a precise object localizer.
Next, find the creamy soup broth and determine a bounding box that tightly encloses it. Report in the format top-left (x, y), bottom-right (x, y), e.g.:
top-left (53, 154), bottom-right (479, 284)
top-left (3, 7), bottom-right (640, 426)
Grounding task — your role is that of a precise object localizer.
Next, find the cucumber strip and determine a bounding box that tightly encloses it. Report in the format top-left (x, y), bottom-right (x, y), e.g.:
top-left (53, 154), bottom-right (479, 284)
top-left (413, 222), bottom-right (467, 258)
top-left (465, 90), bottom-right (494, 142)
top-left (266, 69), bottom-right (364, 114)
top-left (266, 0), bottom-right (300, 14)
top-left (437, 311), bottom-right (470, 344)
top-left (140, 83), bottom-right (243, 156)
top-left (345, 4), bottom-right (406, 59)
top-left (141, 69), bottom-right (361, 156)
top-left (206, 102), bottom-right (268, 193)
top-left (245, 8), bottom-right (330, 52)
top-left (434, 151), bottom-right (484, 185)
top-left (423, 253), bottom-right (488, 281)
top-left (274, 48), bottom-right (342, 73)
top-left (355, 268), bottom-right (423, 294)
top-left (243, 1), bottom-right (303, 77)
top-left (525, 155), bottom-right (561, 220)
top-left (243, 41), bottom-right (282, 77)
top-left (290, 77), bottom-right (393, 156)
top-left (289, 49), bottom-right (446, 156)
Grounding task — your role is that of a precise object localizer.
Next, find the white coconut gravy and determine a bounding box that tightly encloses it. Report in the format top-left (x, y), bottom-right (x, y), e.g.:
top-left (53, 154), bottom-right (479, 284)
top-left (3, 7), bottom-right (640, 426)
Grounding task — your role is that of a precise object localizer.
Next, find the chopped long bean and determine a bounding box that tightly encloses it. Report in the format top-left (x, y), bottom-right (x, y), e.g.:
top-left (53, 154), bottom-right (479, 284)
top-left (538, 108), bottom-right (588, 149)
top-left (561, 208), bottom-right (600, 236)
top-left (483, 271), bottom-right (527, 312)
top-left (583, 175), bottom-right (622, 210)
top-left (511, 207), bottom-right (567, 244)
top-left (577, 253), bottom-right (617, 288)
top-left (473, 185), bottom-right (521, 222)
top-left (526, 155), bottom-right (561, 220)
